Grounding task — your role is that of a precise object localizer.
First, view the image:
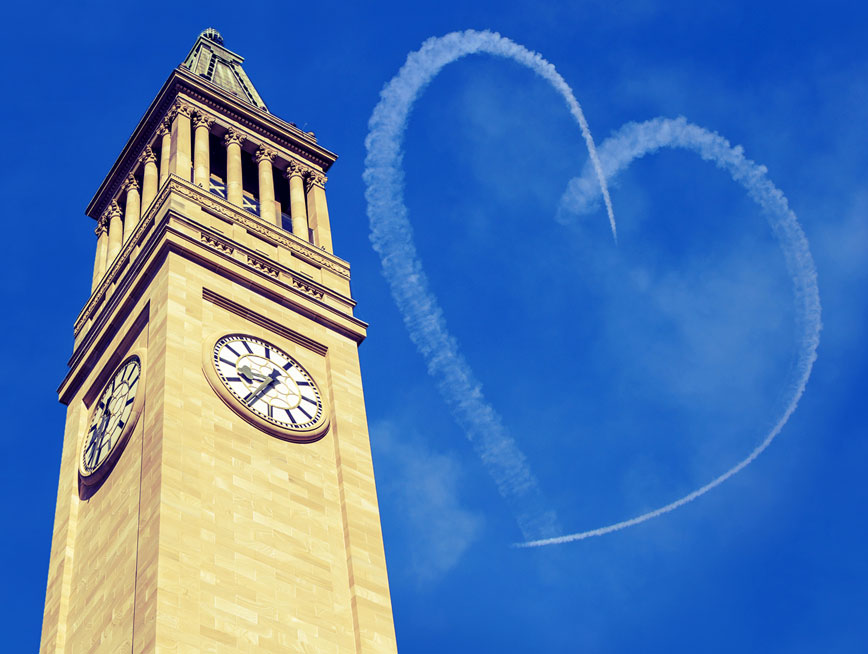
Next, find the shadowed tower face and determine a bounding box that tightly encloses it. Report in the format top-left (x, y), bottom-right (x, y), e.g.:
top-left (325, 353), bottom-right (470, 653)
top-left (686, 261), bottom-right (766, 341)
top-left (40, 29), bottom-right (398, 654)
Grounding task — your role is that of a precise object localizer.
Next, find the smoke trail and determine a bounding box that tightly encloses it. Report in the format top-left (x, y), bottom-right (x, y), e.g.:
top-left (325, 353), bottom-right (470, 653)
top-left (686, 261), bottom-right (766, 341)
top-left (517, 117), bottom-right (822, 547)
top-left (363, 31), bottom-right (614, 539)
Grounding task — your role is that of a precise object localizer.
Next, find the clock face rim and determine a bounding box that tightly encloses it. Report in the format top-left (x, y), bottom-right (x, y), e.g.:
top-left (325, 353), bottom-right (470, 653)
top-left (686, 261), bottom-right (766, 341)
top-left (202, 332), bottom-right (330, 443)
top-left (79, 353), bottom-right (146, 486)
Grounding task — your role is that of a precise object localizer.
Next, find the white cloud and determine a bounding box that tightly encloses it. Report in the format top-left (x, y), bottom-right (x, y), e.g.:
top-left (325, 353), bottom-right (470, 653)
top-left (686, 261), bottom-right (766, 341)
top-left (373, 420), bottom-right (484, 584)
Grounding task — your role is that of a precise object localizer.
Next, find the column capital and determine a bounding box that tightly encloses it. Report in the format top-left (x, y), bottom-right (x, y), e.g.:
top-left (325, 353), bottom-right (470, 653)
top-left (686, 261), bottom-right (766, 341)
top-left (157, 122), bottom-right (170, 138)
top-left (224, 127), bottom-right (246, 147)
top-left (123, 174), bottom-right (139, 192)
top-left (254, 145), bottom-right (277, 164)
top-left (284, 160), bottom-right (310, 179)
top-left (304, 170), bottom-right (327, 191)
top-left (193, 111), bottom-right (215, 130)
top-left (94, 214), bottom-right (109, 237)
top-left (139, 145), bottom-right (157, 164)
top-left (174, 99), bottom-right (195, 117)
top-left (165, 101), bottom-right (193, 125)
top-left (102, 200), bottom-right (122, 221)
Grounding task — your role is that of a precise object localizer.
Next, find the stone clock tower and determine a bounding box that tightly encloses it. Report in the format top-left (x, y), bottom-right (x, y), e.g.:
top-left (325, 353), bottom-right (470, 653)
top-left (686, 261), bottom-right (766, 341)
top-left (40, 29), bottom-right (398, 654)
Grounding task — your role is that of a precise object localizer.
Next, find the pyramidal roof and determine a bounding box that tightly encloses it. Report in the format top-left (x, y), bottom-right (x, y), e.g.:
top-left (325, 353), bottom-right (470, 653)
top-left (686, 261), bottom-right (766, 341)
top-left (181, 28), bottom-right (268, 111)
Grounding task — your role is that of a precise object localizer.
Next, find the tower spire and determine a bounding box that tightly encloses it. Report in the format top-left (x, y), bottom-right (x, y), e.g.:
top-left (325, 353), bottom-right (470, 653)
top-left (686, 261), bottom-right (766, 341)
top-left (181, 28), bottom-right (268, 111)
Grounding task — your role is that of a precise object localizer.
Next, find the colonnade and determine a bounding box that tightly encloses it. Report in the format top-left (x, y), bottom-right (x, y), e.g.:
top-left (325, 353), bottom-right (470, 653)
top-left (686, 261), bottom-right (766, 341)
top-left (92, 98), bottom-right (332, 291)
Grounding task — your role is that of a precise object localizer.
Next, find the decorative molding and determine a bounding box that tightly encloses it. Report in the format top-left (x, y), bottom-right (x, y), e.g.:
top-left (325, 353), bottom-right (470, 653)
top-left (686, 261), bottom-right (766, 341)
top-left (164, 101), bottom-right (192, 126)
top-left (254, 145), bottom-right (277, 164)
top-left (163, 109), bottom-right (176, 129)
top-left (202, 288), bottom-right (329, 357)
top-left (284, 160), bottom-right (310, 179)
top-left (200, 232), bottom-right (234, 254)
top-left (103, 200), bottom-right (122, 222)
top-left (86, 71), bottom-right (338, 222)
top-left (290, 275), bottom-right (324, 300)
top-left (241, 212), bottom-right (348, 278)
top-left (193, 111), bottom-right (215, 130)
top-left (174, 99), bottom-right (194, 117)
top-left (94, 215), bottom-right (108, 237)
top-left (304, 171), bottom-right (327, 192)
top-left (77, 175), bottom-right (352, 336)
top-left (139, 146), bottom-right (157, 164)
top-left (247, 254), bottom-right (279, 277)
top-left (182, 85), bottom-right (333, 169)
top-left (171, 179), bottom-right (350, 279)
top-left (223, 127), bottom-right (246, 147)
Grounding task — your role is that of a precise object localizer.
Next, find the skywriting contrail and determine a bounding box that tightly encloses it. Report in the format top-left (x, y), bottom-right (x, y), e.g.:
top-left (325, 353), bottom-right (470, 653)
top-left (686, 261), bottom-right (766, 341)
top-left (517, 116), bottom-right (822, 547)
top-left (364, 32), bottom-right (821, 546)
top-left (363, 30), bottom-right (615, 540)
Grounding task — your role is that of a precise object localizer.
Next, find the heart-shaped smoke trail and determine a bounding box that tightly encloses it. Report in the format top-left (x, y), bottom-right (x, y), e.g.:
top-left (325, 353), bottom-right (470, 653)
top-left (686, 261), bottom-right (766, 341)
top-left (516, 117), bottom-right (822, 546)
top-left (364, 32), bottom-right (821, 545)
top-left (364, 30), bottom-right (615, 541)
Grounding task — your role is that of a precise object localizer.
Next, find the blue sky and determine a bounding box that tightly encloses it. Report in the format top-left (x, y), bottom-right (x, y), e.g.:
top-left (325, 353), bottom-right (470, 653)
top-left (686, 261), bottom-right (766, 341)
top-left (2, 1), bottom-right (867, 651)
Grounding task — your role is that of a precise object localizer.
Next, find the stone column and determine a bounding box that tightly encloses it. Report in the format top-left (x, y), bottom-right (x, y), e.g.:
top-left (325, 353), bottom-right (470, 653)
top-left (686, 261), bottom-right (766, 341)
top-left (168, 101), bottom-right (193, 181)
top-left (92, 215), bottom-right (109, 291)
top-left (105, 200), bottom-right (124, 265)
top-left (140, 146), bottom-right (158, 212)
top-left (157, 122), bottom-right (171, 187)
top-left (284, 161), bottom-right (309, 239)
top-left (122, 175), bottom-right (141, 243)
top-left (305, 172), bottom-right (333, 252)
top-left (255, 145), bottom-right (278, 226)
top-left (224, 128), bottom-right (245, 207)
top-left (193, 111), bottom-right (214, 188)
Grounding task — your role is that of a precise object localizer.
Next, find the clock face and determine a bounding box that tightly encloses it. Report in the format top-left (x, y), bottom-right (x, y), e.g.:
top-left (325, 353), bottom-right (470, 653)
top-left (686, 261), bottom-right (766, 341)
top-left (80, 356), bottom-right (141, 481)
top-left (211, 335), bottom-right (324, 431)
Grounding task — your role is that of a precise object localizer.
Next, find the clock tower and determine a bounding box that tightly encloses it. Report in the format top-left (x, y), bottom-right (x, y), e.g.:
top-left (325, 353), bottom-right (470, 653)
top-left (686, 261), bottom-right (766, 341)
top-left (40, 29), bottom-right (398, 653)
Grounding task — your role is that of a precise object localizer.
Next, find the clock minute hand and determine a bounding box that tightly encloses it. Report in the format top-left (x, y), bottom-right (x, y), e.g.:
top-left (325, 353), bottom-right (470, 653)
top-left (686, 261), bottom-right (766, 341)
top-left (244, 368), bottom-right (282, 406)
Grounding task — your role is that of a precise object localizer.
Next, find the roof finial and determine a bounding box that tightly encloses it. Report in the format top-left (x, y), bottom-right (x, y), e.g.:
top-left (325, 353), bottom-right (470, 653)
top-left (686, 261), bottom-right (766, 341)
top-left (200, 27), bottom-right (224, 45)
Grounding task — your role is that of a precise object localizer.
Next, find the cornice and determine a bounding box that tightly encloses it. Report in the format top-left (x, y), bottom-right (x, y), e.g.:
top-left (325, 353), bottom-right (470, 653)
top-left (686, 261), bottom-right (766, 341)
top-left (86, 67), bottom-right (338, 222)
top-left (76, 176), bottom-right (356, 342)
top-left (168, 177), bottom-right (350, 278)
top-left (68, 215), bottom-right (365, 391)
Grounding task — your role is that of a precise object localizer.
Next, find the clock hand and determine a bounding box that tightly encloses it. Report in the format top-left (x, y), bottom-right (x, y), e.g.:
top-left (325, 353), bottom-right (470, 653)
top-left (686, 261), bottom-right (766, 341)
top-left (85, 407), bottom-right (112, 468)
top-left (238, 364), bottom-right (267, 384)
top-left (244, 368), bottom-right (282, 406)
top-left (95, 406), bottom-right (111, 437)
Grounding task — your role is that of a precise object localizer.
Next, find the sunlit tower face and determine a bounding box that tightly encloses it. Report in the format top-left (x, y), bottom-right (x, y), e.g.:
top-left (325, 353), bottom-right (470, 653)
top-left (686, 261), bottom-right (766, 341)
top-left (40, 29), bottom-right (397, 654)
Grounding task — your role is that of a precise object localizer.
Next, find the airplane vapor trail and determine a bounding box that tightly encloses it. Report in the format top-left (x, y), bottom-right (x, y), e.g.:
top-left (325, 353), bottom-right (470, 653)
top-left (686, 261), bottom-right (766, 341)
top-left (517, 117), bottom-right (822, 547)
top-left (363, 30), bottom-right (615, 540)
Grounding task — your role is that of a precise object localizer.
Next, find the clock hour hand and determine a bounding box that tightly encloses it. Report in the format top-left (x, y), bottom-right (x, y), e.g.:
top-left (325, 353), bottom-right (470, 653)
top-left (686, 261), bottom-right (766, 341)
top-left (238, 364), bottom-right (267, 384)
top-left (244, 367), bottom-right (282, 406)
top-left (95, 406), bottom-right (111, 437)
